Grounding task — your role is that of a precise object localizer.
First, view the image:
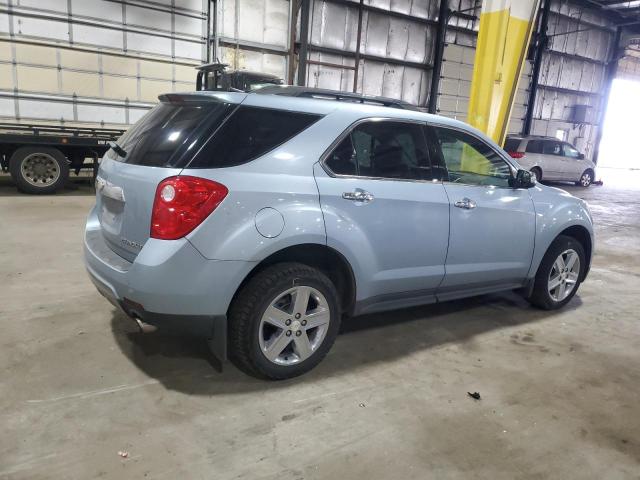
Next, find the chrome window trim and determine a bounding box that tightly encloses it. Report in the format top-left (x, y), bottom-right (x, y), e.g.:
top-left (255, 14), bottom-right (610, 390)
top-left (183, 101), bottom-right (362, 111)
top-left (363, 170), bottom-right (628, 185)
top-left (318, 117), bottom-right (442, 184)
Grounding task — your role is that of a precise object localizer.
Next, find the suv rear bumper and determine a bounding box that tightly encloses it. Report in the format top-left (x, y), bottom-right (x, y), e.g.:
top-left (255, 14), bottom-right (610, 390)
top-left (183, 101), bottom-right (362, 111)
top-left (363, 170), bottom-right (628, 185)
top-left (83, 207), bottom-right (256, 341)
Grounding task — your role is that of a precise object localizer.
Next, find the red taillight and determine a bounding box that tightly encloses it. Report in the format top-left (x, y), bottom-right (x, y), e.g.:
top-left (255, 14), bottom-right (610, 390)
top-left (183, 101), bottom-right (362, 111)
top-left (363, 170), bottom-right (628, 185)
top-left (151, 176), bottom-right (228, 240)
top-left (508, 151), bottom-right (525, 159)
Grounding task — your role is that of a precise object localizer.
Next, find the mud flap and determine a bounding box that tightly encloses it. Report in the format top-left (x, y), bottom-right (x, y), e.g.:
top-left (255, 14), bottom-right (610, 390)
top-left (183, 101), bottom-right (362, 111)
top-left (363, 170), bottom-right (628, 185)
top-left (207, 315), bottom-right (227, 369)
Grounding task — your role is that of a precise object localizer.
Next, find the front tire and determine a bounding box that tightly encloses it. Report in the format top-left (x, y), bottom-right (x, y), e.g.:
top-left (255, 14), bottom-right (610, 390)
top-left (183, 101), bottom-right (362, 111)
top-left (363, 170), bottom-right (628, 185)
top-left (529, 235), bottom-right (586, 310)
top-left (530, 167), bottom-right (542, 182)
top-left (576, 169), bottom-right (593, 187)
top-left (228, 262), bottom-right (341, 380)
top-left (9, 147), bottom-right (69, 194)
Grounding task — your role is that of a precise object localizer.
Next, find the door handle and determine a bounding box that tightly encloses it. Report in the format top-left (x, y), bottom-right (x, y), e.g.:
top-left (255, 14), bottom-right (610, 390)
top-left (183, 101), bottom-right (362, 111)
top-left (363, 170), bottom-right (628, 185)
top-left (342, 189), bottom-right (374, 203)
top-left (454, 197), bottom-right (476, 210)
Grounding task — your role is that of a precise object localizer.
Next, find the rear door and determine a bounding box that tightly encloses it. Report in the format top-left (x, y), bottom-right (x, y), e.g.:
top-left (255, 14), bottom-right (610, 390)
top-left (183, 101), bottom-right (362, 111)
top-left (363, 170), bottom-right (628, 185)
top-left (561, 143), bottom-right (584, 181)
top-left (426, 125), bottom-right (536, 298)
top-left (314, 119), bottom-right (450, 310)
top-left (540, 140), bottom-right (564, 180)
top-left (96, 98), bottom-right (233, 261)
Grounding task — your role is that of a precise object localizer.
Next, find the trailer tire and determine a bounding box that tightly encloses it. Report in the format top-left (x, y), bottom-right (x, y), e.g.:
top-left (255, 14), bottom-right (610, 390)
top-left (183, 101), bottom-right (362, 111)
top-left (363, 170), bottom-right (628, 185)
top-left (9, 147), bottom-right (69, 194)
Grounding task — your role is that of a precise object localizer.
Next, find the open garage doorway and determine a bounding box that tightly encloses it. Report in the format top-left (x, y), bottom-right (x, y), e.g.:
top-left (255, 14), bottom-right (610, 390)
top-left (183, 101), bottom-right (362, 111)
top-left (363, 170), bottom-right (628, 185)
top-left (598, 78), bottom-right (640, 170)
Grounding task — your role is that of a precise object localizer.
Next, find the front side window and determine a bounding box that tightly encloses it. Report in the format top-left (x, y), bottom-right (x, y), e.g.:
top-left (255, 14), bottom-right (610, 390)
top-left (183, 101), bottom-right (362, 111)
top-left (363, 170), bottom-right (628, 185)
top-left (430, 126), bottom-right (513, 188)
top-left (543, 141), bottom-right (562, 155)
top-left (563, 143), bottom-right (581, 158)
top-left (324, 121), bottom-right (432, 181)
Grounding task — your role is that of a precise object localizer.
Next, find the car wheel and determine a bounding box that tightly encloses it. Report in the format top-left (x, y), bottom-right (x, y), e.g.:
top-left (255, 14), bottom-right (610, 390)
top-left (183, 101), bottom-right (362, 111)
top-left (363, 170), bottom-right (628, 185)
top-left (228, 262), bottom-right (341, 380)
top-left (529, 235), bottom-right (586, 310)
top-left (576, 169), bottom-right (593, 187)
top-left (530, 167), bottom-right (542, 182)
top-left (9, 147), bottom-right (69, 194)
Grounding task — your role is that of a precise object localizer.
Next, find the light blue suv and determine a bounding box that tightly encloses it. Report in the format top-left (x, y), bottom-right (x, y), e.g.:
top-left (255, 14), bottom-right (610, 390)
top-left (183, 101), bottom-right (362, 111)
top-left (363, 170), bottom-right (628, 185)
top-left (84, 89), bottom-right (594, 379)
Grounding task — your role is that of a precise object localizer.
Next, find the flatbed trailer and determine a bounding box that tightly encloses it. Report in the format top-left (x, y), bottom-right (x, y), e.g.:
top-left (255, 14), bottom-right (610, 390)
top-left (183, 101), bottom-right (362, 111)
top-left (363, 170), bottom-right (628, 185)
top-left (0, 123), bottom-right (125, 194)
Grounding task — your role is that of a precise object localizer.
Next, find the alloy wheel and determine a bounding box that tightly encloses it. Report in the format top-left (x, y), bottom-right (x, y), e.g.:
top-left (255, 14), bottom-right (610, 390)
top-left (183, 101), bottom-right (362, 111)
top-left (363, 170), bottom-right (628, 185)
top-left (548, 249), bottom-right (580, 302)
top-left (258, 286), bottom-right (331, 365)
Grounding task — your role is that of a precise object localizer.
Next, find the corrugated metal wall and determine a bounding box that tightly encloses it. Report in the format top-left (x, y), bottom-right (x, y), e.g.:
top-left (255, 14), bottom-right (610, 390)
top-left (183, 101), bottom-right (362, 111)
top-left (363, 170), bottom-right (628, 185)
top-left (302, 0), bottom-right (440, 106)
top-left (528, 1), bottom-right (616, 159)
top-left (0, 0), bottom-right (627, 154)
top-left (0, 0), bottom-right (207, 128)
top-left (217, 0), bottom-right (291, 78)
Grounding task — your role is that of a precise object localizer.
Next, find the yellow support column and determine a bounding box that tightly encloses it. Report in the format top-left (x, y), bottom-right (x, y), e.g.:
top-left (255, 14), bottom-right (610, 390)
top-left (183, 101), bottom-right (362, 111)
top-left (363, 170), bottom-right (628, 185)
top-left (468, 0), bottom-right (540, 146)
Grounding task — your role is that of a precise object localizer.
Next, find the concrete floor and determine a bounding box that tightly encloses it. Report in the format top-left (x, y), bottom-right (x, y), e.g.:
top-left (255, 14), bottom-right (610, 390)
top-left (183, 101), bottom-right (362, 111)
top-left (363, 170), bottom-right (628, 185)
top-left (1, 170), bottom-right (639, 479)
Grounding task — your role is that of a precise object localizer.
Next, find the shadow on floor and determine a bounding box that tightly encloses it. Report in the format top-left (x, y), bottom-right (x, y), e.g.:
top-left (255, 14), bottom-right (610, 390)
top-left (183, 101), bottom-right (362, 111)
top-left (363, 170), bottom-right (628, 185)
top-left (110, 291), bottom-right (582, 395)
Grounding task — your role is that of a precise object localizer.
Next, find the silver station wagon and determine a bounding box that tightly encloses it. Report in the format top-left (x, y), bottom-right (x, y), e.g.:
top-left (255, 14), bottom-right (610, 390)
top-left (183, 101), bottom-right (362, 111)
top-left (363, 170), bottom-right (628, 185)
top-left (85, 89), bottom-right (594, 379)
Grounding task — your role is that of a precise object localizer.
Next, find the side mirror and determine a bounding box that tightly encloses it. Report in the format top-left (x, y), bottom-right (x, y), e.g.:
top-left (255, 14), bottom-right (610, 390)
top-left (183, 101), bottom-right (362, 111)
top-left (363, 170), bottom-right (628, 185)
top-left (578, 153), bottom-right (585, 160)
top-left (513, 169), bottom-right (536, 188)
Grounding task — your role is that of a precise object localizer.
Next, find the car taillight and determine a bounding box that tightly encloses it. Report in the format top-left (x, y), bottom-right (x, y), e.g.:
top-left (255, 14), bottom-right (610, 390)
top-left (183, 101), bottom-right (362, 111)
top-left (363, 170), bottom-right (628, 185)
top-left (508, 151), bottom-right (525, 159)
top-left (151, 176), bottom-right (228, 240)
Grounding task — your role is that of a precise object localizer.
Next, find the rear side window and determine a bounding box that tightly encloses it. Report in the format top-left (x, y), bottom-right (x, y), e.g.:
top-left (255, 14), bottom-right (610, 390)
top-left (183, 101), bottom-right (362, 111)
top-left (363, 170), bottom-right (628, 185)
top-left (324, 121), bottom-right (433, 181)
top-left (525, 140), bottom-right (543, 153)
top-left (188, 106), bottom-right (322, 168)
top-left (108, 101), bottom-right (231, 167)
top-left (504, 138), bottom-right (522, 152)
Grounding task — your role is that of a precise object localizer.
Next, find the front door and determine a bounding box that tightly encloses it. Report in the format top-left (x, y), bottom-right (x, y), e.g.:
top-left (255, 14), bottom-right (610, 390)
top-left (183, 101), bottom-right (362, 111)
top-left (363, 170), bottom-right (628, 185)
top-left (426, 125), bottom-right (537, 300)
top-left (314, 120), bottom-right (450, 311)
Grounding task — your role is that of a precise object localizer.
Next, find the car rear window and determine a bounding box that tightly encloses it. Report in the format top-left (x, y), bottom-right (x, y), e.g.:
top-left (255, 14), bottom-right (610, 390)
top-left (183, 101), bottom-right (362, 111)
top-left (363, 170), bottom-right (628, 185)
top-left (504, 138), bottom-right (522, 152)
top-left (187, 106), bottom-right (322, 168)
top-left (107, 101), bottom-right (232, 167)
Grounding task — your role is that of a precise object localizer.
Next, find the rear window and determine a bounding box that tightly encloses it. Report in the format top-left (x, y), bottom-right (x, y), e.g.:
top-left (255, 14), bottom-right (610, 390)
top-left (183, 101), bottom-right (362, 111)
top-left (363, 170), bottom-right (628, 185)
top-left (504, 138), bottom-right (522, 152)
top-left (187, 106), bottom-right (322, 168)
top-left (108, 101), bottom-right (232, 167)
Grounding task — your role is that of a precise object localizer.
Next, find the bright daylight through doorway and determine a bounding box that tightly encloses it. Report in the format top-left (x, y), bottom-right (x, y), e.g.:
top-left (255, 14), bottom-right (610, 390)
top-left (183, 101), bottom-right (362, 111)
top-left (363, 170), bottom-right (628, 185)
top-left (598, 78), bottom-right (640, 170)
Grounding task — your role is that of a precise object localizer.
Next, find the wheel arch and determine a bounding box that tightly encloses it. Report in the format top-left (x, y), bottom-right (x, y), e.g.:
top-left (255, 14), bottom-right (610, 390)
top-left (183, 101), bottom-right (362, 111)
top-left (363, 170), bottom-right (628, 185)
top-left (230, 243), bottom-right (357, 317)
top-left (558, 225), bottom-right (592, 280)
top-left (530, 165), bottom-right (543, 180)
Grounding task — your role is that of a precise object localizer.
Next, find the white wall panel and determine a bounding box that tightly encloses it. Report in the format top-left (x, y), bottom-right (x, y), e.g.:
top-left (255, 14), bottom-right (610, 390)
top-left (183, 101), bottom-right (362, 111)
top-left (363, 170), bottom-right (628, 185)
top-left (17, 0), bottom-right (68, 13)
top-left (175, 39), bottom-right (203, 60)
top-left (0, 12), bottom-right (10, 33)
top-left (71, 0), bottom-right (123, 21)
top-left (76, 104), bottom-right (126, 124)
top-left (3, 0), bottom-right (206, 128)
top-left (175, 0), bottom-right (205, 10)
top-left (72, 25), bottom-right (124, 49)
top-left (126, 32), bottom-right (173, 56)
top-left (126, 5), bottom-right (173, 31)
top-left (18, 99), bottom-right (74, 121)
top-left (14, 16), bottom-right (70, 41)
top-left (175, 15), bottom-right (205, 36)
top-left (0, 97), bottom-right (15, 118)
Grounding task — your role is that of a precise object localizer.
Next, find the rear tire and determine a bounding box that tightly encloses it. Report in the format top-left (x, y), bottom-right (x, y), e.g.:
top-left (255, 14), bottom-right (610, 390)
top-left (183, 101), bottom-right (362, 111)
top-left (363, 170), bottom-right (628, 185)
top-left (228, 262), bottom-right (341, 380)
top-left (530, 167), bottom-right (542, 182)
top-left (576, 169), bottom-right (593, 187)
top-left (529, 235), bottom-right (586, 310)
top-left (9, 147), bottom-right (69, 194)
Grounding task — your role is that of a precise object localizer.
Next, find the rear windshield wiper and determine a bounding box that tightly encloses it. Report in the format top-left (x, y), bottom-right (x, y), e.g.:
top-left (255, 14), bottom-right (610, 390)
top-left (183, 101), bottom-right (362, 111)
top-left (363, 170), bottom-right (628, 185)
top-left (108, 141), bottom-right (127, 158)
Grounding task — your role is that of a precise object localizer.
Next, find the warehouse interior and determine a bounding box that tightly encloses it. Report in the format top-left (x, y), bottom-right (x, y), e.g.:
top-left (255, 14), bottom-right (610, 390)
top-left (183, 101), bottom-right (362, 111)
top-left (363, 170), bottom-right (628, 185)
top-left (1, 0), bottom-right (640, 478)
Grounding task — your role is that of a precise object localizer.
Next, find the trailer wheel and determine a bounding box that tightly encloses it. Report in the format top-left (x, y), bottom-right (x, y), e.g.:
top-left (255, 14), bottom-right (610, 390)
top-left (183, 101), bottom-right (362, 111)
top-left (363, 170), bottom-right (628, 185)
top-left (9, 147), bottom-right (69, 194)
